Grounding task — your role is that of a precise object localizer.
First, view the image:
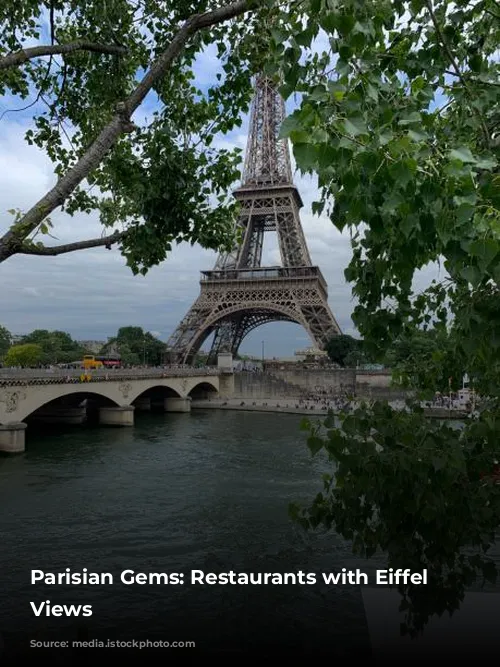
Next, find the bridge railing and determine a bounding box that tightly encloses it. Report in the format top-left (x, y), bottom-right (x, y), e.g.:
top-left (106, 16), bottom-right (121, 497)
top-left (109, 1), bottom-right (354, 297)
top-left (0, 366), bottom-right (227, 386)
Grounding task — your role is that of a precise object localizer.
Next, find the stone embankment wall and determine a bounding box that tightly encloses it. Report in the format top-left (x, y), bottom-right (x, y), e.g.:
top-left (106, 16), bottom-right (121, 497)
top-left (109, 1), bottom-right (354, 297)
top-left (234, 369), bottom-right (356, 399)
top-left (355, 370), bottom-right (392, 387)
top-left (355, 370), bottom-right (410, 399)
top-left (269, 368), bottom-right (356, 393)
top-left (234, 369), bottom-right (410, 400)
top-left (233, 372), bottom-right (304, 399)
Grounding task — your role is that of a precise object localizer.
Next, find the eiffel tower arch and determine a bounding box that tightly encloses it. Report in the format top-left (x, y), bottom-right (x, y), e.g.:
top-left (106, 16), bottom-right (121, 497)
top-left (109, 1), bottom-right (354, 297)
top-left (167, 75), bottom-right (341, 365)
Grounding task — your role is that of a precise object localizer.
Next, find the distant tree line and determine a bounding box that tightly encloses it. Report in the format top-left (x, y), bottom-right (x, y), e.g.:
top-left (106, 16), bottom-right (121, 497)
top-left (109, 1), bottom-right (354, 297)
top-left (326, 329), bottom-right (462, 393)
top-left (325, 335), bottom-right (368, 368)
top-left (0, 324), bottom-right (165, 367)
top-left (100, 326), bottom-right (165, 366)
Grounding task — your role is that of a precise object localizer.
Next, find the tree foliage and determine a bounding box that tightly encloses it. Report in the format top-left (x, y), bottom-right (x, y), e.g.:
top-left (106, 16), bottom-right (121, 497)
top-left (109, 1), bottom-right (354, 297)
top-left (4, 343), bottom-right (44, 366)
top-left (101, 326), bottom-right (164, 365)
top-left (0, 324), bottom-right (11, 359)
top-left (21, 329), bottom-right (84, 363)
top-left (385, 327), bottom-right (466, 393)
top-left (291, 404), bottom-right (500, 637)
top-left (0, 0), bottom-right (274, 271)
top-left (267, 0), bottom-right (499, 398)
top-left (325, 334), bottom-right (360, 366)
top-left (259, 0), bottom-right (500, 635)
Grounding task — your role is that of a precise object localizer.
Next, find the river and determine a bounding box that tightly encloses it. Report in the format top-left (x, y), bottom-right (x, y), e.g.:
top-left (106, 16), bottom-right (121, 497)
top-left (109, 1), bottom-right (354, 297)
top-left (0, 409), bottom-right (497, 659)
top-left (0, 410), bottom-right (376, 658)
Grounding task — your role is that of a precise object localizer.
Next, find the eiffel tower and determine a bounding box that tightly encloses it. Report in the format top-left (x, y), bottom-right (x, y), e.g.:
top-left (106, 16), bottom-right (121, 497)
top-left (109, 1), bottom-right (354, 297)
top-left (166, 75), bottom-right (341, 365)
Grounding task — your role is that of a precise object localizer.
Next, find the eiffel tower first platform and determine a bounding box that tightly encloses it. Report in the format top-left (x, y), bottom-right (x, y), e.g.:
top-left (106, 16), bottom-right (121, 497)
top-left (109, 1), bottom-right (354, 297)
top-left (166, 75), bottom-right (341, 365)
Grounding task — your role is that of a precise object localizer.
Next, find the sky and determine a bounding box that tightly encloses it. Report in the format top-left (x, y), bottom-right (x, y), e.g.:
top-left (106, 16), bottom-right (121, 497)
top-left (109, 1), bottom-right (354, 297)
top-left (0, 23), bottom-right (439, 359)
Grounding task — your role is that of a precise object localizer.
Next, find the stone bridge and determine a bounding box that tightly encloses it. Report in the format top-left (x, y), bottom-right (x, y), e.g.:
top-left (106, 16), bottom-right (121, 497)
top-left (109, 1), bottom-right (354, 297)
top-left (0, 367), bottom-right (235, 453)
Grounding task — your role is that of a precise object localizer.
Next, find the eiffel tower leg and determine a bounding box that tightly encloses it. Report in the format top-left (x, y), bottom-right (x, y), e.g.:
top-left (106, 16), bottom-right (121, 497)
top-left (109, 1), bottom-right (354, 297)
top-left (165, 294), bottom-right (215, 365)
top-left (207, 311), bottom-right (266, 364)
top-left (300, 304), bottom-right (340, 349)
top-left (207, 320), bottom-right (237, 365)
top-left (205, 313), bottom-right (294, 366)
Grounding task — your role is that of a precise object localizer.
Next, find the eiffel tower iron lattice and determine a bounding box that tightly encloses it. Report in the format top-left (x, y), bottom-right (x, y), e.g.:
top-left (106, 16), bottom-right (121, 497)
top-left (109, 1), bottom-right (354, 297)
top-left (166, 75), bottom-right (341, 365)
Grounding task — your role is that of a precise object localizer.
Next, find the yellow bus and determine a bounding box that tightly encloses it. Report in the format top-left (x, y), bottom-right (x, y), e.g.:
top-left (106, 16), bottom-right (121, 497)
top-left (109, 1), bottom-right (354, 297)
top-left (82, 355), bottom-right (104, 370)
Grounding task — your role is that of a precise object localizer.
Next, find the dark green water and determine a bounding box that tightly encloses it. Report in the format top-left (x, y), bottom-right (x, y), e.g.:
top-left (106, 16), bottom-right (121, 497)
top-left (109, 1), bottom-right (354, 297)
top-left (0, 410), bottom-right (374, 658)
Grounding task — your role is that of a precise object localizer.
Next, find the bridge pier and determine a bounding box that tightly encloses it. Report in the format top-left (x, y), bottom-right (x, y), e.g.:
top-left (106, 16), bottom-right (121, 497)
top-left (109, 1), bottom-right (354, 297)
top-left (99, 406), bottom-right (135, 426)
top-left (219, 373), bottom-right (235, 398)
top-left (217, 353), bottom-right (233, 370)
top-left (164, 397), bottom-right (191, 413)
top-left (0, 422), bottom-right (27, 454)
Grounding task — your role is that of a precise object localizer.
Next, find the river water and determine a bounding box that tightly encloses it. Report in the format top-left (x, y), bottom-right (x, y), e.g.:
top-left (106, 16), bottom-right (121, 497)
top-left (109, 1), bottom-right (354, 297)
top-left (0, 410), bottom-right (376, 658)
top-left (0, 409), bottom-right (498, 659)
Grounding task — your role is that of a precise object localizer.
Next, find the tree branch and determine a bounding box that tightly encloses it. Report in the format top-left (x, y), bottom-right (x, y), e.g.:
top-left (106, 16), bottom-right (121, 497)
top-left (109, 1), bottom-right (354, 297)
top-left (425, 0), bottom-right (491, 149)
top-left (18, 230), bottom-right (127, 256)
top-left (0, 0), bottom-right (256, 263)
top-left (484, 7), bottom-right (500, 20)
top-left (0, 40), bottom-right (127, 71)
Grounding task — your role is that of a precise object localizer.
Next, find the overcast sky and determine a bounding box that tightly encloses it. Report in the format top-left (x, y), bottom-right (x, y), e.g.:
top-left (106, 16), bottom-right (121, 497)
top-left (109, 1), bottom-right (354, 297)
top-left (0, 38), bottom-right (438, 358)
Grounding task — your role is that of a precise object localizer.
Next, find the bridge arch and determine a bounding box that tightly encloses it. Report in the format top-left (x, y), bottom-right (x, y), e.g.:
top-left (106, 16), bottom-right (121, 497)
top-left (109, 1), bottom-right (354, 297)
top-left (15, 388), bottom-right (121, 423)
top-left (188, 380), bottom-right (219, 400)
top-left (130, 384), bottom-right (182, 405)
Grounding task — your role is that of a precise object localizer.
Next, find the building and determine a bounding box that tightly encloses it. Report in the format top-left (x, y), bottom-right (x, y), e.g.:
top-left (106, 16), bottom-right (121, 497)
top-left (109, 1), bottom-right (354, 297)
top-left (294, 347), bottom-right (329, 362)
top-left (77, 340), bottom-right (106, 354)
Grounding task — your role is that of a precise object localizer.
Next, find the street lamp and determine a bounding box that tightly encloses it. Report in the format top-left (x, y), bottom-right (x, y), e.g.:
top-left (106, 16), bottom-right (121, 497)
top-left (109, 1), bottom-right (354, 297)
top-left (143, 335), bottom-right (146, 366)
top-left (261, 340), bottom-right (265, 363)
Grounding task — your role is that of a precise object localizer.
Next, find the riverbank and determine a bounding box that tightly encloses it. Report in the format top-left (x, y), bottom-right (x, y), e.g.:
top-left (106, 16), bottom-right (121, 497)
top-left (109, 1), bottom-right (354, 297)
top-left (191, 399), bottom-right (469, 419)
top-left (192, 399), bottom-right (331, 416)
